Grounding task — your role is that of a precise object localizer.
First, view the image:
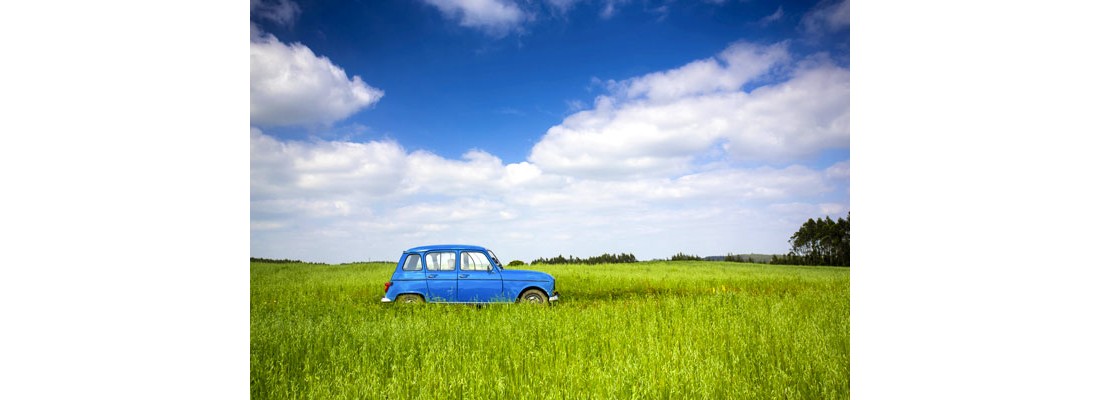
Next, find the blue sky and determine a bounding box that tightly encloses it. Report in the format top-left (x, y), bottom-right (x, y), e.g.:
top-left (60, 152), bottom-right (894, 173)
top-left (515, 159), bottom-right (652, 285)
top-left (9, 2), bottom-right (1100, 395)
top-left (251, 0), bottom-right (850, 263)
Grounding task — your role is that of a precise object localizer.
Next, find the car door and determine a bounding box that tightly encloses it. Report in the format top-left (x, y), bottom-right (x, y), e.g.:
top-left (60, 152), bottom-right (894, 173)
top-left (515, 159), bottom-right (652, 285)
top-left (455, 251), bottom-right (503, 302)
top-left (423, 251), bottom-right (457, 301)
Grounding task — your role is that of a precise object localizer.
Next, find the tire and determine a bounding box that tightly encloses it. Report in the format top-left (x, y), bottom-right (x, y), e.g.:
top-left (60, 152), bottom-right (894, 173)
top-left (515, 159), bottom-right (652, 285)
top-left (395, 294), bottom-right (424, 304)
top-left (518, 289), bottom-right (548, 304)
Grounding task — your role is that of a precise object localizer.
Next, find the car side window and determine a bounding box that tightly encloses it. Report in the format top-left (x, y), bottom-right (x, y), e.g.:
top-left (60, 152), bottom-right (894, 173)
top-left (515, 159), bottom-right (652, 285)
top-left (401, 254), bottom-right (422, 271)
top-left (425, 251), bottom-right (456, 271)
top-left (460, 251), bottom-right (492, 271)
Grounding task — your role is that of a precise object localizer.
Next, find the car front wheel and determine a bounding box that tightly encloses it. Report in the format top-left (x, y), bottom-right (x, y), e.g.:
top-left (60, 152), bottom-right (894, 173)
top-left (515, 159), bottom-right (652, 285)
top-left (518, 289), bottom-right (548, 304)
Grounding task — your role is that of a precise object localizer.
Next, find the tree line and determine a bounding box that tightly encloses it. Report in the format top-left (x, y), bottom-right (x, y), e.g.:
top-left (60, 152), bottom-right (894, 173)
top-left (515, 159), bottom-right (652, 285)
top-left (666, 253), bottom-right (757, 262)
top-left (529, 252), bottom-right (758, 264)
top-left (252, 257), bottom-right (310, 264)
top-left (253, 213), bottom-right (849, 268)
top-left (531, 252), bottom-right (638, 265)
top-left (525, 213), bottom-right (849, 267)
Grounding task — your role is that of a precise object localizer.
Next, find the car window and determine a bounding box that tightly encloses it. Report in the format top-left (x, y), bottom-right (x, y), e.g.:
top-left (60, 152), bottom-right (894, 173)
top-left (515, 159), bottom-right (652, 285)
top-left (424, 251), bottom-right (456, 271)
top-left (401, 253), bottom-right (422, 271)
top-left (460, 252), bottom-right (492, 271)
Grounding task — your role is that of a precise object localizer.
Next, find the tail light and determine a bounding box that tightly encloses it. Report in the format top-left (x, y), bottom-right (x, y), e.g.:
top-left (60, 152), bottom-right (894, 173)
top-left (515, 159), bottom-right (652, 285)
top-left (384, 281), bottom-right (393, 293)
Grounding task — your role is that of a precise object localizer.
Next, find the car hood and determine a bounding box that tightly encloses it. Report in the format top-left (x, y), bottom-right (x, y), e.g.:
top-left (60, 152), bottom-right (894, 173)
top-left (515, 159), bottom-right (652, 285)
top-left (499, 269), bottom-right (553, 282)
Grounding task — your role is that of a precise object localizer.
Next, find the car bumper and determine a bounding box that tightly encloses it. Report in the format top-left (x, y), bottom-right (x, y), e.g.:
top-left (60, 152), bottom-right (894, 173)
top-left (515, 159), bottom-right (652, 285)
top-left (549, 291), bottom-right (560, 302)
top-left (380, 296), bottom-right (392, 303)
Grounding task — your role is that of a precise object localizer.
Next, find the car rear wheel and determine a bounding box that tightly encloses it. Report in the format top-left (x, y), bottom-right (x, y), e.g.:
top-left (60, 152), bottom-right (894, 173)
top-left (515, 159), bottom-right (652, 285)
top-left (395, 294), bottom-right (424, 304)
top-left (518, 289), bottom-right (548, 304)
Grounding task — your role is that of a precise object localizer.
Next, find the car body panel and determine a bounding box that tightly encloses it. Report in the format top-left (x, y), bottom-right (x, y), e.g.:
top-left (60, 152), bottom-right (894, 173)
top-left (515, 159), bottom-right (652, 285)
top-left (383, 244), bottom-right (558, 304)
top-left (456, 269), bottom-right (504, 302)
top-left (498, 269), bottom-right (555, 301)
top-left (388, 253), bottom-right (428, 301)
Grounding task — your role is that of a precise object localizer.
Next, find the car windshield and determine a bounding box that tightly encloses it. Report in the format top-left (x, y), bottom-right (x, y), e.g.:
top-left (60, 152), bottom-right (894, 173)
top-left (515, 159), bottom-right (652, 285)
top-left (488, 250), bottom-right (503, 269)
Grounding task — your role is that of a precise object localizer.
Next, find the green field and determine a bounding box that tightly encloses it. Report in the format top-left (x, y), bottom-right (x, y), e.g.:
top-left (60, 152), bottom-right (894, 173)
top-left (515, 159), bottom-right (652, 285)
top-left (251, 261), bottom-right (849, 399)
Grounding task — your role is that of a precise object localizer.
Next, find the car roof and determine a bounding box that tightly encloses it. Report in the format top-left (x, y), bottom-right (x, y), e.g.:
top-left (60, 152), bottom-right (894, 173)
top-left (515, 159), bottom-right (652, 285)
top-left (404, 244), bottom-right (488, 253)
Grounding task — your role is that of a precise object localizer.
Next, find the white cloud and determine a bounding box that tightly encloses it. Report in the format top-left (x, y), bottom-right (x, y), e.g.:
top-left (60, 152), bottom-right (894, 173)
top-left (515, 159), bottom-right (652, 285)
top-left (528, 94), bottom-right (719, 177)
top-left (825, 160), bottom-right (850, 181)
top-left (250, 40), bottom-right (849, 263)
top-left (252, 199), bottom-right (352, 218)
top-left (250, 31), bottom-right (384, 127)
top-left (402, 150), bottom-right (508, 195)
top-left (251, 135), bottom-right (847, 263)
top-left (422, 0), bottom-right (528, 36)
top-left (530, 42), bottom-right (848, 177)
top-left (250, 127), bottom-right (406, 197)
top-left (613, 41), bottom-right (790, 102)
top-left (717, 60), bottom-right (850, 161)
top-left (801, 0), bottom-right (849, 35)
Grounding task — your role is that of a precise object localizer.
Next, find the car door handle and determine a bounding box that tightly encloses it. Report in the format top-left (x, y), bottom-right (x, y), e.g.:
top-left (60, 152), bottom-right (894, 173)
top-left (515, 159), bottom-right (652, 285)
top-left (427, 274), bottom-right (437, 278)
top-left (459, 274), bottom-right (469, 278)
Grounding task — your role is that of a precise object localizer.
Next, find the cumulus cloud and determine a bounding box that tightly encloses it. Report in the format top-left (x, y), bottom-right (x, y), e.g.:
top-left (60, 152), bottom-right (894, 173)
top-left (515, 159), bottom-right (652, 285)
top-left (421, 0), bottom-right (528, 36)
top-left (250, 128), bottom-right (406, 197)
top-left (717, 60), bottom-right (850, 160)
top-left (250, 39), bottom-right (849, 263)
top-left (530, 42), bottom-right (848, 177)
top-left (825, 160), bottom-right (850, 181)
top-left (614, 42), bottom-right (791, 102)
top-left (250, 31), bottom-right (384, 127)
top-left (251, 131), bottom-right (847, 262)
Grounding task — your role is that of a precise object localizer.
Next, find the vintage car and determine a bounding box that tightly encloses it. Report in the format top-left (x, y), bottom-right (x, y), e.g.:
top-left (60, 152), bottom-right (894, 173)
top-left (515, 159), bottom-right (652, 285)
top-left (381, 244), bottom-right (559, 304)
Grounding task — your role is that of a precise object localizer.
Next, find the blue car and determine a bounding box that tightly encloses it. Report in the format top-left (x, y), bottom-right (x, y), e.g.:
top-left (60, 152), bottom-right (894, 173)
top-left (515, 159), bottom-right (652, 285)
top-left (381, 244), bottom-right (559, 304)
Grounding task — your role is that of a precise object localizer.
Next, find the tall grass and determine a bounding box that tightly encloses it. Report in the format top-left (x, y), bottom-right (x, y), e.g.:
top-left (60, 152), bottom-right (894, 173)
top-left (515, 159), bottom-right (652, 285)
top-left (251, 261), bottom-right (849, 399)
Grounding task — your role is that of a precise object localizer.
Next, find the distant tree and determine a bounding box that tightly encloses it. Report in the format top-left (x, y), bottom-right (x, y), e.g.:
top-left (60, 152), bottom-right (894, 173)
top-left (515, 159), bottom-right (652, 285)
top-left (724, 253), bottom-right (747, 262)
top-left (787, 212), bottom-right (850, 266)
top-left (508, 260), bottom-right (525, 266)
top-left (670, 252), bottom-right (703, 261)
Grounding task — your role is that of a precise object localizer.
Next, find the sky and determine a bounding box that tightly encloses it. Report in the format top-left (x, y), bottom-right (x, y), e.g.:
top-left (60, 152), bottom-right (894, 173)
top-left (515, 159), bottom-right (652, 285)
top-left (250, 0), bottom-right (851, 263)
top-left (7, 2), bottom-right (1100, 397)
